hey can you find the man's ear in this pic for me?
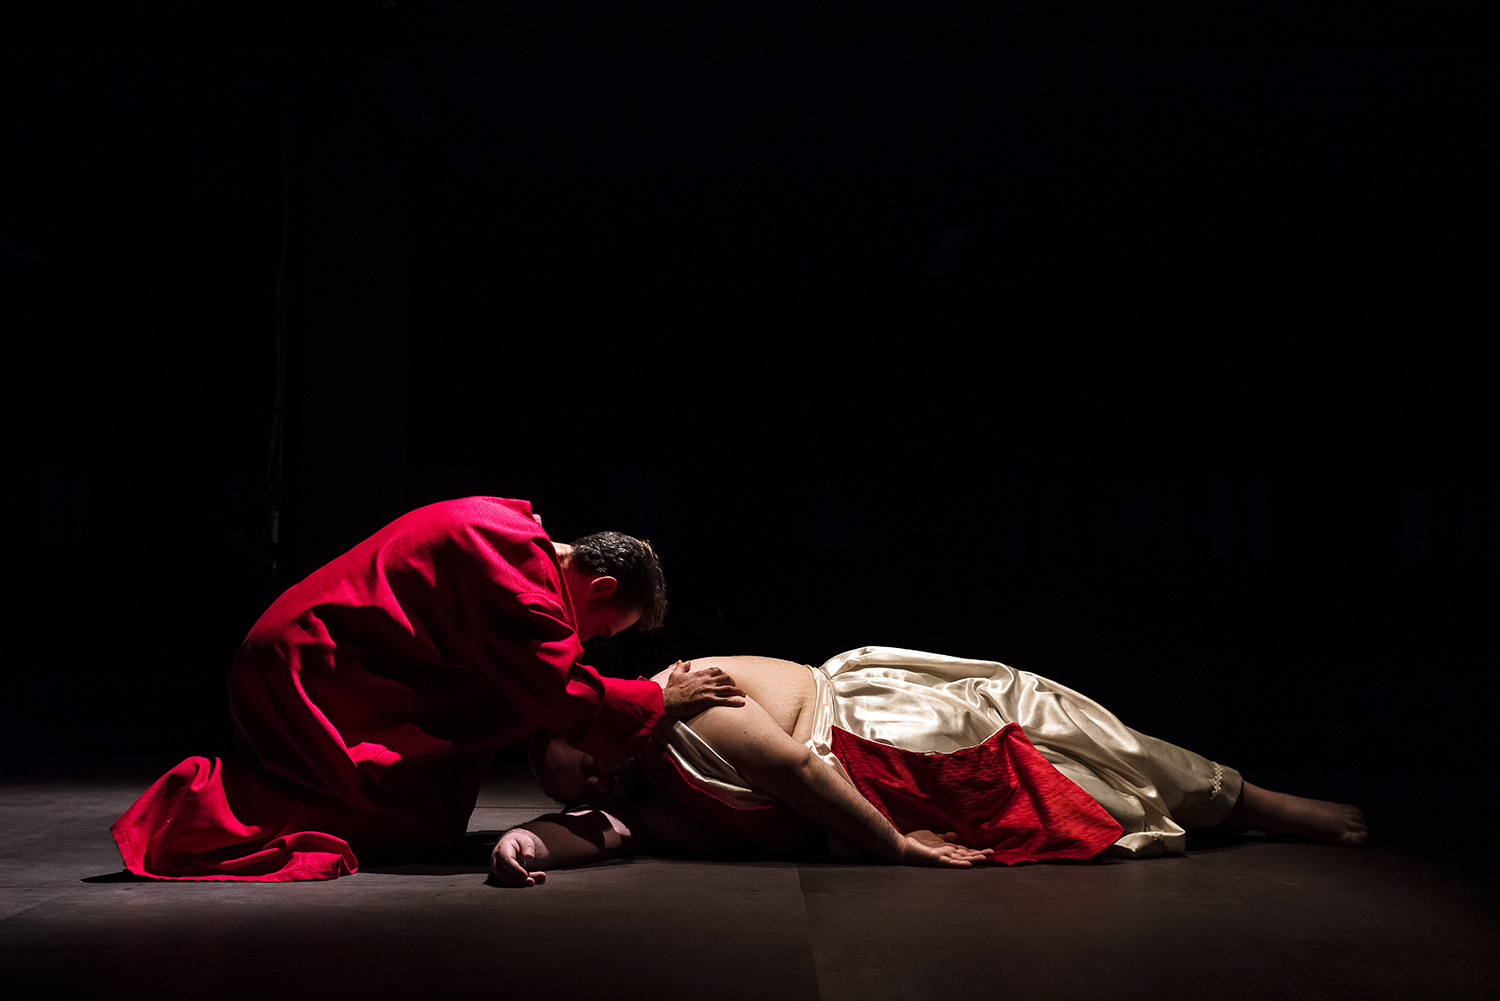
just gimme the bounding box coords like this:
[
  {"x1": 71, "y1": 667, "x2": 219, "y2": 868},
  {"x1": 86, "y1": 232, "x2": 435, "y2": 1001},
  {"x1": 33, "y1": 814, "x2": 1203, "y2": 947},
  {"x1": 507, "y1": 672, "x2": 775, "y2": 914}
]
[{"x1": 586, "y1": 576, "x2": 619, "y2": 599}]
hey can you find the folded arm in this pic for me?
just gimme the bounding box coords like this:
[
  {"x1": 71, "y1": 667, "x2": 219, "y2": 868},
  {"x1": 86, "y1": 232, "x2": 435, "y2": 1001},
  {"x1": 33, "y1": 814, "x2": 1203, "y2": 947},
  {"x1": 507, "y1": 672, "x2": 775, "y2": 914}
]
[{"x1": 685, "y1": 698, "x2": 992, "y2": 868}]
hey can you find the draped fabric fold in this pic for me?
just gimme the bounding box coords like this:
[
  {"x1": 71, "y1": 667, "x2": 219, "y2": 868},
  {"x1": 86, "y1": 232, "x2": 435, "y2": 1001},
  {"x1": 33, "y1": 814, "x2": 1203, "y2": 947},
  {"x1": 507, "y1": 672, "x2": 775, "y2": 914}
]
[
  {"x1": 814, "y1": 646, "x2": 1242, "y2": 857},
  {"x1": 830, "y1": 724, "x2": 1123, "y2": 862},
  {"x1": 648, "y1": 647, "x2": 1241, "y2": 859},
  {"x1": 112, "y1": 758, "x2": 359, "y2": 881}
]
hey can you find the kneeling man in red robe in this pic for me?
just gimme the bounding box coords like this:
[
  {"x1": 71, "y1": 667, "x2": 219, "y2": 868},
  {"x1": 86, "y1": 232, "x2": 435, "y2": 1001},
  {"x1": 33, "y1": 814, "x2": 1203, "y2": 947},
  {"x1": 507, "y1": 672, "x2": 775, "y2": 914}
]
[{"x1": 112, "y1": 496, "x2": 744, "y2": 881}]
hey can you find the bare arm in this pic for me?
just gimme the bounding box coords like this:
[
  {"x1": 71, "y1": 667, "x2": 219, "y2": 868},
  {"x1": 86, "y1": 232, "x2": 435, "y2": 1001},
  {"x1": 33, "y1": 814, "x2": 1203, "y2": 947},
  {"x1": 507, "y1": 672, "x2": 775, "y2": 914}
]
[
  {"x1": 489, "y1": 810, "x2": 633, "y2": 887},
  {"x1": 686, "y1": 698, "x2": 991, "y2": 868}
]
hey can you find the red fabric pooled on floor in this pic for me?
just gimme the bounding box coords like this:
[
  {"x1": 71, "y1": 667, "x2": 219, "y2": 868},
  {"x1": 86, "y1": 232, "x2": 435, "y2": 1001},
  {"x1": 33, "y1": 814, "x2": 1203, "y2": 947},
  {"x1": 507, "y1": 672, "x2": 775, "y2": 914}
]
[
  {"x1": 831, "y1": 723, "x2": 1124, "y2": 863},
  {"x1": 111, "y1": 498, "x2": 666, "y2": 881},
  {"x1": 112, "y1": 757, "x2": 357, "y2": 881}
]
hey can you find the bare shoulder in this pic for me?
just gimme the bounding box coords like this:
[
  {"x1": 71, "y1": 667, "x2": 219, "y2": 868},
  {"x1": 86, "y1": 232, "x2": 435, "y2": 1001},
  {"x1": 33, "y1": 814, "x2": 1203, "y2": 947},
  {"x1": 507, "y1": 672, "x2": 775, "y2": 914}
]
[
  {"x1": 684, "y1": 693, "x2": 813, "y2": 781},
  {"x1": 681, "y1": 656, "x2": 815, "y2": 736},
  {"x1": 685, "y1": 655, "x2": 808, "y2": 678}
]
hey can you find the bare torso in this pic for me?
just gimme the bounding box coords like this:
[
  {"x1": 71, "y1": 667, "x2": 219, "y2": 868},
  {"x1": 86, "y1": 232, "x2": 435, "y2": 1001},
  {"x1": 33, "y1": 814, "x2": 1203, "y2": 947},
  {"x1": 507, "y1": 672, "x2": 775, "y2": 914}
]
[
  {"x1": 677, "y1": 656, "x2": 817, "y2": 743},
  {"x1": 634, "y1": 656, "x2": 823, "y2": 853}
]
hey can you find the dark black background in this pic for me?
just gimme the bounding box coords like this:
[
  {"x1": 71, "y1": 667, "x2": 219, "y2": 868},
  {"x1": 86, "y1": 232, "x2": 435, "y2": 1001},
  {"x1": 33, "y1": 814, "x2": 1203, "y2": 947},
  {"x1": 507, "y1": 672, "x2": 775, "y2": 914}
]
[{"x1": 4, "y1": 3, "x2": 1493, "y2": 852}]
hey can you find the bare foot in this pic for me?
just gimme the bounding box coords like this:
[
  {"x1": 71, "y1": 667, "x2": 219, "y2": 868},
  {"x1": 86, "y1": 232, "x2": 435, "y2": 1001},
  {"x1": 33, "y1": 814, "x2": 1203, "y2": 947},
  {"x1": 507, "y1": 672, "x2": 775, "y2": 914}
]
[{"x1": 1226, "y1": 781, "x2": 1368, "y2": 847}]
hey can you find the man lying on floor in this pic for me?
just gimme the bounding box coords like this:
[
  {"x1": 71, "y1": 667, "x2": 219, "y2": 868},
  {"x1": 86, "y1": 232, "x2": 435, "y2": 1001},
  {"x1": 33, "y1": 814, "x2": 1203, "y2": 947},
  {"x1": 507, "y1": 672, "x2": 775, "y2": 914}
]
[{"x1": 490, "y1": 647, "x2": 1368, "y2": 886}]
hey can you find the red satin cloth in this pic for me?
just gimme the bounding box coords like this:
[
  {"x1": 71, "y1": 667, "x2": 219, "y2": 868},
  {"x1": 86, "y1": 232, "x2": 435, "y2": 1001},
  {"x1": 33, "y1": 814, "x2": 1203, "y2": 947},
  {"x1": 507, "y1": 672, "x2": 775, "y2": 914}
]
[
  {"x1": 831, "y1": 723, "x2": 1124, "y2": 863},
  {"x1": 638, "y1": 722, "x2": 1122, "y2": 863},
  {"x1": 112, "y1": 497, "x2": 665, "y2": 881}
]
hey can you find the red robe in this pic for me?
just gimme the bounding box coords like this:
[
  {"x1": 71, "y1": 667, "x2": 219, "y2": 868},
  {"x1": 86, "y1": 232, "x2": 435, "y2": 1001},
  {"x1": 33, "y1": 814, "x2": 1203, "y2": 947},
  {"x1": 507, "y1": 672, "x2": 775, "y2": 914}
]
[{"x1": 112, "y1": 497, "x2": 665, "y2": 881}]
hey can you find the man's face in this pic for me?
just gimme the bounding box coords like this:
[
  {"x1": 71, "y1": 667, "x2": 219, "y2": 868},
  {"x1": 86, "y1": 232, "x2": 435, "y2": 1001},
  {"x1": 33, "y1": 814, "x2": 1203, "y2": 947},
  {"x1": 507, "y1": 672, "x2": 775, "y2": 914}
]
[
  {"x1": 535, "y1": 736, "x2": 632, "y2": 806},
  {"x1": 574, "y1": 602, "x2": 641, "y2": 643},
  {"x1": 561, "y1": 567, "x2": 642, "y2": 641}
]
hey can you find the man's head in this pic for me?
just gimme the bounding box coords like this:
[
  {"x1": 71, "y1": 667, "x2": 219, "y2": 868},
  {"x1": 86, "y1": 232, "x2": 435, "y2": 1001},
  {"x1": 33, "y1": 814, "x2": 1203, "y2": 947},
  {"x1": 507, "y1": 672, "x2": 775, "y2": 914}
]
[
  {"x1": 527, "y1": 729, "x2": 640, "y2": 807},
  {"x1": 559, "y1": 531, "x2": 667, "y2": 640}
]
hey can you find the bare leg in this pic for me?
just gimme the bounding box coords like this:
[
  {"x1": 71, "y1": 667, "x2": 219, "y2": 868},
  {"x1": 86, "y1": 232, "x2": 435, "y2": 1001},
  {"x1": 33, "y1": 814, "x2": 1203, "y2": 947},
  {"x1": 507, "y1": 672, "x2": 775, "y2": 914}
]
[{"x1": 1223, "y1": 780, "x2": 1368, "y2": 846}]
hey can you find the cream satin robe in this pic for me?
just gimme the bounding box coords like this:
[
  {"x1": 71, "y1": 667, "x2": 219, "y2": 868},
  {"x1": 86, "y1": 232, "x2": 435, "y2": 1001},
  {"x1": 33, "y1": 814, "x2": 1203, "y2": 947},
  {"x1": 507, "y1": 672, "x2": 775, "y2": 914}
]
[{"x1": 657, "y1": 646, "x2": 1242, "y2": 857}]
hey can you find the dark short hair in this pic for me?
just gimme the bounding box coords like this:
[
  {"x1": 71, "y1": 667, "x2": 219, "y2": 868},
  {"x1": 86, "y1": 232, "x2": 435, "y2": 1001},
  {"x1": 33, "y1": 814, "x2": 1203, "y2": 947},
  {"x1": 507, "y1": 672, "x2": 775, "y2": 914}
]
[{"x1": 567, "y1": 531, "x2": 668, "y2": 631}]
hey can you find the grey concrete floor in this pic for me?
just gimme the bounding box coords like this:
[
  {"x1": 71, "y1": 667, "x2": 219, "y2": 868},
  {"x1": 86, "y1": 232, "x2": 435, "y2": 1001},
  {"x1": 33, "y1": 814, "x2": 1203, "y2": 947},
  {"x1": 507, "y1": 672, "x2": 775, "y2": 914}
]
[{"x1": 2, "y1": 759, "x2": 1495, "y2": 1001}]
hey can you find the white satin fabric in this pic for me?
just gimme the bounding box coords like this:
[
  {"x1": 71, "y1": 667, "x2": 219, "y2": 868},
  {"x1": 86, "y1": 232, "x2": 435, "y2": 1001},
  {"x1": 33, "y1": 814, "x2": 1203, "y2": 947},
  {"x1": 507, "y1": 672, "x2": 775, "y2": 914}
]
[{"x1": 656, "y1": 646, "x2": 1242, "y2": 857}]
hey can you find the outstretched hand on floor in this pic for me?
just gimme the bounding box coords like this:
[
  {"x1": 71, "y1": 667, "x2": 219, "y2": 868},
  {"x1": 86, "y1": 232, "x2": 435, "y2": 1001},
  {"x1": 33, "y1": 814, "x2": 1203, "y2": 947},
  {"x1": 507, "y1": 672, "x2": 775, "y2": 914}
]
[
  {"x1": 900, "y1": 830, "x2": 996, "y2": 867},
  {"x1": 490, "y1": 828, "x2": 547, "y2": 887}
]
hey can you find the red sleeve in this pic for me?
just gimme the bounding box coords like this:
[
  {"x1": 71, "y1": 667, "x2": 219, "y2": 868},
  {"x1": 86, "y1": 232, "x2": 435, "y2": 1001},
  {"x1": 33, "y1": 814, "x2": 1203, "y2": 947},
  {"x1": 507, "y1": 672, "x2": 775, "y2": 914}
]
[
  {"x1": 502, "y1": 589, "x2": 664, "y2": 766},
  {"x1": 407, "y1": 498, "x2": 665, "y2": 766}
]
